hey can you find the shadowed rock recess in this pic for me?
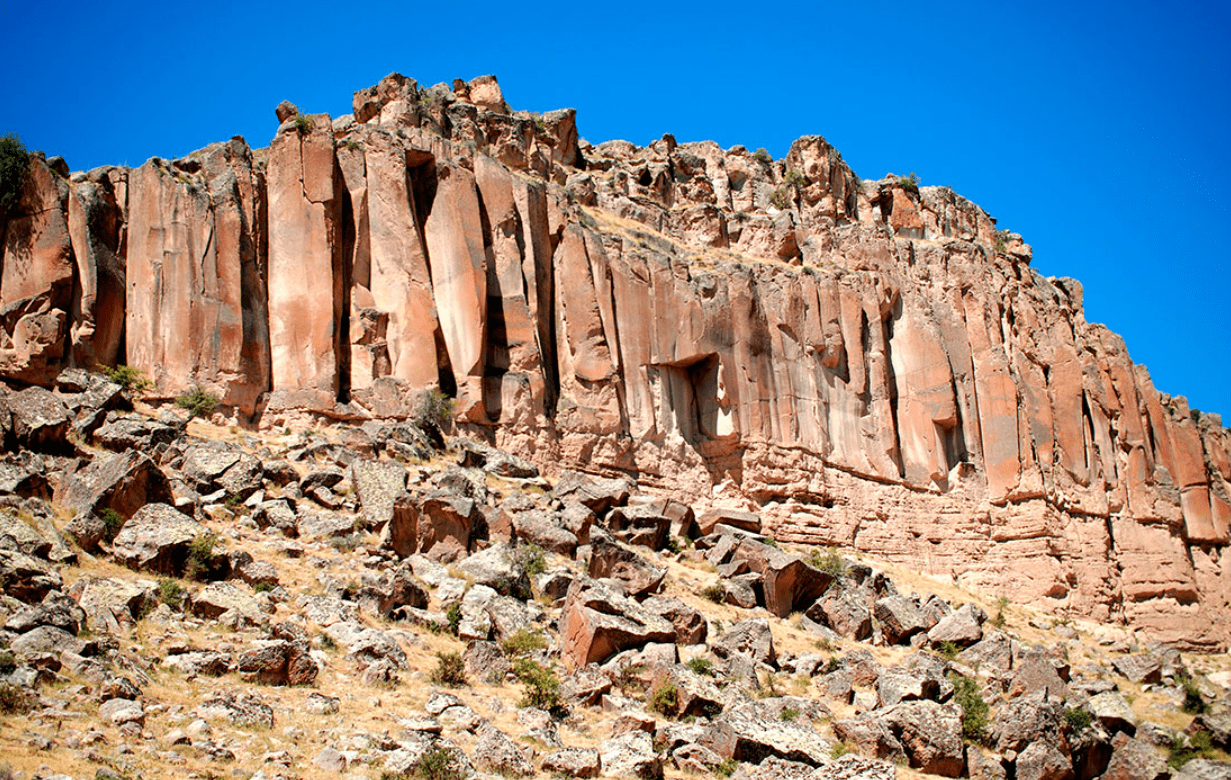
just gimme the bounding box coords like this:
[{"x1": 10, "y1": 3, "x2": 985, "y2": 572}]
[{"x1": 2, "y1": 73, "x2": 1229, "y2": 648}]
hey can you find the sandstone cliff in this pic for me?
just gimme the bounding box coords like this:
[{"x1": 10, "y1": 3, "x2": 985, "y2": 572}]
[{"x1": 1, "y1": 73, "x2": 1227, "y2": 648}]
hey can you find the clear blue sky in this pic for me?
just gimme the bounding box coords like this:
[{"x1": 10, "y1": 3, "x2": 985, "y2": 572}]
[{"x1": 3, "y1": 0, "x2": 1227, "y2": 418}]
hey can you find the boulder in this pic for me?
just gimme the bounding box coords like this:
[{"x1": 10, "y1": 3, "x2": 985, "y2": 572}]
[
  {"x1": 111, "y1": 503, "x2": 207, "y2": 575},
  {"x1": 455, "y1": 542, "x2": 531, "y2": 598},
  {"x1": 711, "y1": 618, "x2": 777, "y2": 667},
  {"x1": 641, "y1": 597, "x2": 707, "y2": 645},
  {"x1": 559, "y1": 578, "x2": 676, "y2": 668},
  {"x1": 701, "y1": 703, "x2": 831, "y2": 765},
  {"x1": 927, "y1": 603, "x2": 986, "y2": 647},
  {"x1": 1015, "y1": 740, "x2": 1075, "y2": 780},
  {"x1": 253, "y1": 499, "x2": 298, "y2": 537},
  {"x1": 379, "y1": 492, "x2": 419, "y2": 557},
  {"x1": 351, "y1": 458, "x2": 407, "y2": 529},
  {"x1": 67, "y1": 576, "x2": 156, "y2": 633},
  {"x1": 730, "y1": 539, "x2": 833, "y2": 618},
  {"x1": 606, "y1": 504, "x2": 672, "y2": 549},
  {"x1": 4, "y1": 590, "x2": 86, "y2": 635},
  {"x1": 556, "y1": 470, "x2": 633, "y2": 515},
  {"x1": 511, "y1": 509, "x2": 578, "y2": 555},
  {"x1": 1087, "y1": 692, "x2": 1137, "y2": 736},
  {"x1": 57, "y1": 450, "x2": 174, "y2": 520},
  {"x1": 805, "y1": 584, "x2": 873, "y2": 640},
  {"x1": 473, "y1": 721, "x2": 534, "y2": 777},
  {"x1": 419, "y1": 490, "x2": 479, "y2": 561},
  {"x1": 878, "y1": 700, "x2": 966, "y2": 777},
  {"x1": 874, "y1": 595, "x2": 929, "y2": 644},
  {"x1": 599, "y1": 731, "x2": 662, "y2": 780},
  {"x1": 1112, "y1": 653, "x2": 1164, "y2": 684},
  {"x1": 6, "y1": 387, "x2": 70, "y2": 451},
  {"x1": 1102, "y1": 734, "x2": 1168, "y2": 780},
  {"x1": 698, "y1": 507, "x2": 762, "y2": 535},
  {"x1": 587, "y1": 529, "x2": 665, "y2": 598},
  {"x1": 191, "y1": 581, "x2": 264, "y2": 625},
  {"x1": 235, "y1": 625, "x2": 318, "y2": 686},
  {"x1": 541, "y1": 748, "x2": 601, "y2": 778},
  {"x1": 93, "y1": 415, "x2": 179, "y2": 452}
]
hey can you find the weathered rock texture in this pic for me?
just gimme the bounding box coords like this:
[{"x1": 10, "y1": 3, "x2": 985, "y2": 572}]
[{"x1": 2, "y1": 73, "x2": 1228, "y2": 647}]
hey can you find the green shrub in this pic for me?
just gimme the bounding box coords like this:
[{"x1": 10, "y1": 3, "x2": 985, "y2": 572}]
[
  {"x1": 769, "y1": 187, "x2": 792, "y2": 209},
  {"x1": 429, "y1": 651, "x2": 468, "y2": 687},
  {"x1": 700, "y1": 583, "x2": 726, "y2": 603},
  {"x1": 780, "y1": 706, "x2": 800, "y2": 722},
  {"x1": 752, "y1": 148, "x2": 772, "y2": 163},
  {"x1": 763, "y1": 536, "x2": 780, "y2": 549},
  {"x1": 783, "y1": 168, "x2": 806, "y2": 187},
  {"x1": 1179, "y1": 674, "x2": 1210, "y2": 714},
  {"x1": 0, "y1": 682, "x2": 33, "y2": 714},
  {"x1": 1064, "y1": 707, "x2": 1093, "y2": 734},
  {"x1": 253, "y1": 582, "x2": 273, "y2": 594},
  {"x1": 445, "y1": 603, "x2": 462, "y2": 637},
  {"x1": 897, "y1": 172, "x2": 920, "y2": 192},
  {"x1": 516, "y1": 542, "x2": 547, "y2": 578},
  {"x1": 936, "y1": 641, "x2": 961, "y2": 661},
  {"x1": 185, "y1": 532, "x2": 225, "y2": 582},
  {"x1": 100, "y1": 365, "x2": 152, "y2": 396},
  {"x1": 614, "y1": 663, "x2": 648, "y2": 696},
  {"x1": 0, "y1": 651, "x2": 14, "y2": 674},
  {"x1": 414, "y1": 389, "x2": 455, "y2": 433},
  {"x1": 330, "y1": 534, "x2": 364, "y2": 553},
  {"x1": 648, "y1": 680, "x2": 678, "y2": 717},
  {"x1": 386, "y1": 744, "x2": 466, "y2": 780},
  {"x1": 714, "y1": 757, "x2": 739, "y2": 777},
  {"x1": 685, "y1": 657, "x2": 713, "y2": 676},
  {"x1": 294, "y1": 114, "x2": 313, "y2": 135},
  {"x1": 175, "y1": 386, "x2": 220, "y2": 418},
  {"x1": 157, "y1": 578, "x2": 184, "y2": 609},
  {"x1": 513, "y1": 658, "x2": 562, "y2": 710},
  {"x1": 100, "y1": 507, "x2": 125, "y2": 541},
  {"x1": 500, "y1": 629, "x2": 547, "y2": 658},
  {"x1": 992, "y1": 596, "x2": 1009, "y2": 628},
  {"x1": 809, "y1": 547, "x2": 847, "y2": 582},
  {"x1": 950, "y1": 673, "x2": 990, "y2": 744},
  {"x1": 994, "y1": 230, "x2": 1010, "y2": 255},
  {"x1": 1168, "y1": 730, "x2": 1215, "y2": 769},
  {"x1": 830, "y1": 742, "x2": 852, "y2": 758},
  {"x1": 0, "y1": 134, "x2": 29, "y2": 215}
]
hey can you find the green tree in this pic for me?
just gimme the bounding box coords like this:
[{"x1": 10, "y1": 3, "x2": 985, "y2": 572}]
[{"x1": 0, "y1": 134, "x2": 30, "y2": 216}]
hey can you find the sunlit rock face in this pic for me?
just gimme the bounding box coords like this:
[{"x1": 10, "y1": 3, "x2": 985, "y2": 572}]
[{"x1": 2, "y1": 72, "x2": 1227, "y2": 648}]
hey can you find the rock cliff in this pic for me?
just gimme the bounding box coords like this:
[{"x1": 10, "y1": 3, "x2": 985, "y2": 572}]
[{"x1": 1, "y1": 73, "x2": 1227, "y2": 648}]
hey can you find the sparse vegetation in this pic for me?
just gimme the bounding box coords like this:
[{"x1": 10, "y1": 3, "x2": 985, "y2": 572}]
[
  {"x1": 715, "y1": 757, "x2": 739, "y2": 777},
  {"x1": 780, "y1": 706, "x2": 800, "y2": 722},
  {"x1": 516, "y1": 542, "x2": 547, "y2": 578},
  {"x1": 294, "y1": 114, "x2": 313, "y2": 135},
  {"x1": 1168, "y1": 730, "x2": 1215, "y2": 770},
  {"x1": 0, "y1": 133, "x2": 30, "y2": 216},
  {"x1": 994, "y1": 229, "x2": 1010, "y2": 254},
  {"x1": 1064, "y1": 707, "x2": 1093, "y2": 735},
  {"x1": 513, "y1": 658, "x2": 562, "y2": 710},
  {"x1": 445, "y1": 603, "x2": 463, "y2": 637},
  {"x1": 700, "y1": 583, "x2": 726, "y2": 603},
  {"x1": 809, "y1": 547, "x2": 847, "y2": 582},
  {"x1": 175, "y1": 386, "x2": 220, "y2": 418},
  {"x1": 157, "y1": 578, "x2": 184, "y2": 609},
  {"x1": 0, "y1": 682, "x2": 34, "y2": 714},
  {"x1": 993, "y1": 596, "x2": 1009, "y2": 628},
  {"x1": 385, "y1": 744, "x2": 466, "y2": 780},
  {"x1": 897, "y1": 172, "x2": 920, "y2": 192},
  {"x1": 429, "y1": 651, "x2": 468, "y2": 687},
  {"x1": 950, "y1": 672, "x2": 990, "y2": 744},
  {"x1": 752, "y1": 148, "x2": 772, "y2": 163},
  {"x1": 936, "y1": 641, "x2": 961, "y2": 661},
  {"x1": 830, "y1": 742, "x2": 852, "y2": 759},
  {"x1": 100, "y1": 364, "x2": 152, "y2": 396},
  {"x1": 686, "y1": 657, "x2": 714, "y2": 676},
  {"x1": 1179, "y1": 673, "x2": 1210, "y2": 714},
  {"x1": 185, "y1": 532, "x2": 225, "y2": 582},
  {"x1": 100, "y1": 507, "x2": 125, "y2": 541},
  {"x1": 648, "y1": 680, "x2": 679, "y2": 717},
  {"x1": 500, "y1": 629, "x2": 547, "y2": 658},
  {"x1": 414, "y1": 389, "x2": 456, "y2": 434},
  {"x1": 0, "y1": 651, "x2": 14, "y2": 674}
]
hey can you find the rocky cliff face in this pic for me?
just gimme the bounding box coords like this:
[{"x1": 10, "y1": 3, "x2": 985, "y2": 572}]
[{"x1": 2, "y1": 73, "x2": 1227, "y2": 648}]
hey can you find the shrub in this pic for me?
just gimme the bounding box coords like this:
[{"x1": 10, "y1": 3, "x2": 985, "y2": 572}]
[
  {"x1": 752, "y1": 148, "x2": 772, "y2": 163},
  {"x1": 330, "y1": 534, "x2": 364, "y2": 553},
  {"x1": 1179, "y1": 674, "x2": 1210, "y2": 714},
  {"x1": 783, "y1": 168, "x2": 806, "y2": 187},
  {"x1": 516, "y1": 542, "x2": 547, "y2": 578},
  {"x1": 992, "y1": 596, "x2": 1009, "y2": 628},
  {"x1": 500, "y1": 629, "x2": 547, "y2": 658},
  {"x1": 763, "y1": 536, "x2": 780, "y2": 549},
  {"x1": 253, "y1": 582, "x2": 272, "y2": 594},
  {"x1": 1168, "y1": 730, "x2": 1215, "y2": 770},
  {"x1": 185, "y1": 532, "x2": 225, "y2": 582},
  {"x1": 714, "y1": 757, "x2": 739, "y2": 777},
  {"x1": 936, "y1": 641, "x2": 961, "y2": 661},
  {"x1": 830, "y1": 742, "x2": 851, "y2": 759},
  {"x1": 175, "y1": 386, "x2": 220, "y2": 418},
  {"x1": 0, "y1": 134, "x2": 29, "y2": 215},
  {"x1": 614, "y1": 663, "x2": 648, "y2": 696},
  {"x1": 402, "y1": 744, "x2": 466, "y2": 780},
  {"x1": 950, "y1": 673, "x2": 990, "y2": 744},
  {"x1": 700, "y1": 583, "x2": 726, "y2": 603},
  {"x1": 685, "y1": 657, "x2": 713, "y2": 676},
  {"x1": 444, "y1": 603, "x2": 463, "y2": 636},
  {"x1": 414, "y1": 389, "x2": 456, "y2": 433},
  {"x1": 429, "y1": 651, "x2": 468, "y2": 687},
  {"x1": 780, "y1": 706, "x2": 800, "y2": 722},
  {"x1": 648, "y1": 680, "x2": 679, "y2": 717},
  {"x1": 100, "y1": 365, "x2": 152, "y2": 396},
  {"x1": 1064, "y1": 707, "x2": 1093, "y2": 734},
  {"x1": 897, "y1": 172, "x2": 920, "y2": 192},
  {"x1": 994, "y1": 230, "x2": 1010, "y2": 255},
  {"x1": 0, "y1": 682, "x2": 34, "y2": 714},
  {"x1": 100, "y1": 507, "x2": 125, "y2": 541},
  {"x1": 513, "y1": 658, "x2": 562, "y2": 710},
  {"x1": 157, "y1": 578, "x2": 184, "y2": 609},
  {"x1": 809, "y1": 547, "x2": 847, "y2": 582},
  {"x1": 0, "y1": 651, "x2": 14, "y2": 674},
  {"x1": 769, "y1": 187, "x2": 792, "y2": 210},
  {"x1": 294, "y1": 114, "x2": 313, "y2": 135}
]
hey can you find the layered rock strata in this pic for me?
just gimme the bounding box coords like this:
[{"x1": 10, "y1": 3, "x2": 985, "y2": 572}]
[{"x1": 1, "y1": 72, "x2": 1228, "y2": 647}]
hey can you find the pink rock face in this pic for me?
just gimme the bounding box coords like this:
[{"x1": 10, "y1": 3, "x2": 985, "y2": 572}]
[
  {"x1": 18, "y1": 73, "x2": 1231, "y2": 648},
  {"x1": 267, "y1": 114, "x2": 342, "y2": 408},
  {"x1": 125, "y1": 141, "x2": 269, "y2": 414}
]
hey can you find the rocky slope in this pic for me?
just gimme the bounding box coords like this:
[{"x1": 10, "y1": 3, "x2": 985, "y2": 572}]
[
  {"x1": 0, "y1": 393, "x2": 1228, "y2": 780},
  {"x1": 0, "y1": 73, "x2": 1228, "y2": 647}
]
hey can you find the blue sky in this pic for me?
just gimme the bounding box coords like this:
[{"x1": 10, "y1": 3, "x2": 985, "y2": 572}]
[{"x1": 3, "y1": 0, "x2": 1228, "y2": 417}]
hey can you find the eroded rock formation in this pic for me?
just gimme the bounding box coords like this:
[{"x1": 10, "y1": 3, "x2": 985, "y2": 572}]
[{"x1": 1, "y1": 72, "x2": 1227, "y2": 647}]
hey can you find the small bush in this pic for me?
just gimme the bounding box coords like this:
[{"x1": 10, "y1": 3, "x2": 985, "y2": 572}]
[
  {"x1": 897, "y1": 172, "x2": 920, "y2": 192},
  {"x1": 185, "y1": 532, "x2": 225, "y2": 582},
  {"x1": 822, "y1": 657, "x2": 842, "y2": 675},
  {"x1": 809, "y1": 547, "x2": 847, "y2": 582},
  {"x1": 685, "y1": 657, "x2": 713, "y2": 676},
  {"x1": 769, "y1": 187, "x2": 792, "y2": 210},
  {"x1": 648, "y1": 680, "x2": 679, "y2": 717},
  {"x1": 404, "y1": 744, "x2": 466, "y2": 780},
  {"x1": 330, "y1": 534, "x2": 363, "y2": 553},
  {"x1": 994, "y1": 230, "x2": 1010, "y2": 255},
  {"x1": 783, "y1": 168, "x2": 806, "y2": 187},
  {"x1": 1168, "y1": 730, "x2": 1215, "y2": 770},
  {"x1": 700, "y1": 583, "x2": 726, "y2": 603},
  {"x1": 414, "y1": 389, "x2": 456, "y2": 433},
  {"x1": 294, "y1": 114, "x2": 313, "y2": 135},
  {"x1": 500, "y1": 629, "x2": 547, "y2": 658},
  {"x1": 780, "y1": 706, "x2": 800, "y2": 722},
  {"x1": 429, "y1": 651, "x2": 468, "y2": 687},
  {"x1": 0, "y1": 650, "x2": 14, "y2": 674},
  {"x1": 614, "y1": 663, "x2": 648, "y2": 696},
  {"x1": 100, "y1": 507, "x2": 125, "y2": 541},
  {"x1": 714, "y1": 757, "x2": 739, "y2": 777},
  {"x1": 1064, "y1": 707, "x2": 1093, "y2": 734},
  {"x1": 936, "y1": 641, "x2": 961, "y2": 661},
  {"x1": 445, "y1": 603, "x2": 463, "y2": 637},
  {"x1": 516, "y1": 542, "x2": 547, "y2": 578},
  {"x1": 752, "y1": 148, "x2": 772, "y2": 163},
  {"x1": 0, "y1": 134, "x2": 29, "y2": 215},
  {"x1": 100, "y1": 364, "x2": 152, "y2": 396},
  {"x1": 992, "y1": 596, "x2": 1009, "y2": 628},
  {"x1": 830, "y1": 742, "x2": 852, "y2": 759},
  {"x1": 253, "y1": 582, "x2": 273, "y2": 594},
  {"x1": 1179, "y1": 674, "x2": 1210, "y2": 714},
  {"x1": 951, "y1": 673, "x2": 990, "y2": 744},
  {"x1": 763, "y1": 536, "x2": 780, "y2": 549},
  {"x1": 0, "y1": 682, "x2": 34, "y2": 714},
  {"x1": 513, "y1": 658, "x2": 562, "y2": 710},
  {"x1": 157, "y1": 578, "x2": 184, "y2": 609},
  {"x1": 175, "y1": 386, "x2": 220, "y2": 418}
]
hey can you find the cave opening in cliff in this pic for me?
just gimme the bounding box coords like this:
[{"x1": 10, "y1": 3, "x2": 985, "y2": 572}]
[{"x1": 654, "y1": 353, "x2": 722, "y2": 446}]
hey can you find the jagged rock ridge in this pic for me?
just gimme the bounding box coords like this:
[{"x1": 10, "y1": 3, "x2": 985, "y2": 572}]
[{"x1": 1, "y1": 72, "x2": 1227, "y2": 648}]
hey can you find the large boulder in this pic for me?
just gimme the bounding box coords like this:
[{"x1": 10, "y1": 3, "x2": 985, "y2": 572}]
[
  {"x1": 874, "y1": 595, "x2": 929, "y2": 645},
  {"x1": 57, "y1": 450, "x2": 174, "y2": 520},
  {"x1": 730, "y1": 539, "x2": 834, "y2": 618},
  {"x1": 235, "y1": 624, "x2": 318, "y2": 685},
  {"x1": 5, "y1": 387, "x2": 70, "y2": 451},
  {"x1": 555, "y1": 470, "x2": 633, "y2": 515},
  {"x1": 712, "y1": 618, "x2": 777, "y2": 667},
  {"x1": 587, "y1": 529, "x2": 665, "y2": 598},
  {"x1": 511, "y1": 509, "x2": 578, "y2": 555},
  {"x1": 599, "y1": 731, "x2": 662, "y2": 780},
  {"x1": 700, "y1": 702, "x2": 831, "y2": 765},
  {"x1": 351, "y1": 458, "x2": 407, "y2": 530},
  {"x1": 606, "y1": 503, "x2": 672, "y2": 549},
  {"x1": 111, "y1": 503, "x2": 207, "y2": 575},
  {"x1": 418, "y1": 489, "x2": 480, "y2": 561},
  {"x1": 559, "y1": 578, "x2": 676, "y2": 668},
  {"x1": 878, "y1": 701, "x2": 966, "y2": 777},
  {"x1": 67, "y1": 576, "x2": 156, "y2": 633},
  {"x1": 0, "y1": 548, "x2": 60, "y2": 604},
  {"x1": 641, "y1": 596, "x2": 707, "y2": 645}
]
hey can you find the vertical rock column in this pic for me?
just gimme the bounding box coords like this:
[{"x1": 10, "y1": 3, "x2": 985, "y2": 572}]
[{"x1": 267, "y1": 115, "x2": 343, "y2": 409}]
